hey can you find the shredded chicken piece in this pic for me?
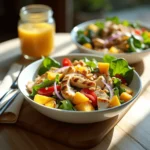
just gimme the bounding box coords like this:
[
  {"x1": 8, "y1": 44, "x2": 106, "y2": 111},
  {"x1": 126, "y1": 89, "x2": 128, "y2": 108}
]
[{"x1": 26, "y1": 81, "x2": 35, "y2": 93}]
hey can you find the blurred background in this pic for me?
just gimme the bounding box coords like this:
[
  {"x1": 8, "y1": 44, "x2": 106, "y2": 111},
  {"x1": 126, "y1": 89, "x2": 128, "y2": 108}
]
[{"x1": 0, "y1": 0, "x2": 150, "y2": 42}]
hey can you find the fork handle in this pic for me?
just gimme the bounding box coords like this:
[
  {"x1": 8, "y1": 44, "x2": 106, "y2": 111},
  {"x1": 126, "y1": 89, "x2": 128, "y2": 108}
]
[
  {"x1": 0, "y1": 90, "x2": 19, "y2": 115},
  {"x1": 0, "y1": 89, "x2": 14, "y2": 102}
]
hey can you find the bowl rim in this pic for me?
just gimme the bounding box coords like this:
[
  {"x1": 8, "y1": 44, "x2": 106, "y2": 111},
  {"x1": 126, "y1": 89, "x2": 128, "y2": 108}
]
[
  {"x1": 18, "y1": 53, "x2": 142, "y2": 114},
  {"x1": 70, "y1": 19, "x2": 150, "y2": 55}
]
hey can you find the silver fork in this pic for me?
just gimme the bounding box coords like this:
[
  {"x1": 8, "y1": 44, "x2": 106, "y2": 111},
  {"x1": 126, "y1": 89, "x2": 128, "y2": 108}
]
[{"x1": 0, "y1": 65, "x2": 24, "y2": 115}]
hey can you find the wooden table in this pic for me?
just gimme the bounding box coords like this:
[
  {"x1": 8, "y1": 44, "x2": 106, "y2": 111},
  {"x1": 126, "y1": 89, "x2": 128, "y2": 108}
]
[{"x1": 0, "y1": 33, "x2": 150, "y2": 150}]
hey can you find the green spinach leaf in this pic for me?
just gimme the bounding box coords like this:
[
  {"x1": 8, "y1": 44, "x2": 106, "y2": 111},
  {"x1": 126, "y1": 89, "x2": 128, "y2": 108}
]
[
  {"x1": 58, "y1": 100, "x2": 75, "y2": 110},
  {"x1": 110, "y1": 59, "x2": 133, "y2": 85},
  {"x1": 38, "y1": 57, "x2": 61, "y2": 75},
  {"x1": 103, "y1": 54, "x2": 116, "y2": 63}
]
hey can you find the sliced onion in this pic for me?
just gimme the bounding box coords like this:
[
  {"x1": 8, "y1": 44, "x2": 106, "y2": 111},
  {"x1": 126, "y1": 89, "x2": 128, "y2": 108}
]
[
  {"x1": 102, "y1": 79, "x2": 113, "y2": 100},
  {"x1": 54, "y1": 82, "x2": 63, "y2": 100},
  {"x1": 55, "y1": 66, "x2": 69, "y2": 73},
  {"x1": 108, "y1": 33, "x2": 123, "y2": 42}
]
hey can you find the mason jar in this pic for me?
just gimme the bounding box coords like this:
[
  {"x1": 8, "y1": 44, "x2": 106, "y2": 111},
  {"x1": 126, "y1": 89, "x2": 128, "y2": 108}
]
[{"x1": 18, "y1": 4, "x2": 55, "y2": 59}]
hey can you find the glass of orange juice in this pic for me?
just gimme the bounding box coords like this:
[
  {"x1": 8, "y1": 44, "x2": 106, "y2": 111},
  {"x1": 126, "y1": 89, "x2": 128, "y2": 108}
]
[{"x1": 18, "y1": 4, "x2": 55, "y2": 59}]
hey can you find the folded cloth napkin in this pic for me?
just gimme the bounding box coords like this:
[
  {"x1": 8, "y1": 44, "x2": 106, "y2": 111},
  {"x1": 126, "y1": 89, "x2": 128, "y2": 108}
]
[{"x1": 0, "y1": 64, "x2": 24, "y2": 123}]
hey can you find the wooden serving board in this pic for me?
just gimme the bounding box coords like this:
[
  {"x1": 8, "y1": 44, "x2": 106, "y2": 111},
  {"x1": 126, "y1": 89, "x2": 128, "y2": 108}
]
[{"x1": 15, "y1": 54, "x2": 150, "y2": 149}]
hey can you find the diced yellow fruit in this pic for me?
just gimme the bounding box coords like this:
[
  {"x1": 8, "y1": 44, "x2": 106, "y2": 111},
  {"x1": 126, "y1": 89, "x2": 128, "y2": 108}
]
[
  {"x1": 120, "y1": 92, "x2": 133, "y2": 102},
  {"x1": 98, "y1": 62, "x2": 110, "y2": 74},
  {"x1": 87, "y1": 24, "x2": 99, "y2": 32},
  {"x1": 34, "y1": 94, "x2": 56, "y2": 105},
  {"x1": 109, "y1": 46, "x2": 120, "y2": 53},
  {"x1": 82, "y1": 43, "x2": 92, "y2": 49},
  {"x1": 109, "y1": 95, "x2": 121, "y2": 108},
  {"x1": 45, "y1": 100, "x2": 56, "y2": 108},
  {"x1": 75, "y1": 66, "x2": 88, "y2": 74},
  {"x1": 75, "y1": 102, "x2": 94, "y2": 111},
  {"x1": 47, "y1": 72, "x2": 63, "y2": 80},
  {"x1": 72, "y1": 92, "x2": 89, "y2": 105},
  {"x1": 120, "y1": 84, "x2": 133, "y2": 95}
]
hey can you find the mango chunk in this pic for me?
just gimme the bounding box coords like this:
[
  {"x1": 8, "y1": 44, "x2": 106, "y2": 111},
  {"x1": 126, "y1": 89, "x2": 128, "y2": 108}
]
[
  {"x1": 47, "y1": 72, "x2": 63, "y2": 80},
  {"x1": 120, "y1": 84, "x2": 133, "y2": 95},
  {"x1": 98, "y1": 62, "x2": 110, "y2": 74},
  {"x1": 34, "y1": 94, "x2": 55, "y2": 105},
  {"x1": 120, "y1": 92, "x2": 133, "y2": 102},
  {"x1": 45, "y1": 100, "x2": 56, "y2": 108},
  {"x1": 109, "y1": 95, "x2": 121, "y2": 108},
  {"x1": 109, "y1": 46, "x2": 120, "y2": 53},
  {"x1": 82, "y1": 43, "x2": 92, "y2": 49},
  {"x1": 75, "y1": 102, "x2": 94, "y2": 111},
  {"x1": 87, "y1": 24, "x2": 99, "y2": 32},
  {"x1": 72, "y1": 92, "x2": 89, "y2": 105}
]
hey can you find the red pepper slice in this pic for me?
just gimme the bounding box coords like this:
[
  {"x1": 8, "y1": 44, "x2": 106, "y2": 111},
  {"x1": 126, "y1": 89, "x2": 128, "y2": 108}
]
[
  {"x1": 38, "y1": 85, "x2": 61, "y2": 96},
  {"x1": 115, "y1": 74, "x2": 126, "y2": 84},
  {"x1": 62, "y1": 58, "x2": 72, "y2": 66},
  {"x1": 81, "y1": 89, "x2": 97, "y2": 107},
  {"x1": 134, "y1": 29, "x2": 141, "y2": 35}
]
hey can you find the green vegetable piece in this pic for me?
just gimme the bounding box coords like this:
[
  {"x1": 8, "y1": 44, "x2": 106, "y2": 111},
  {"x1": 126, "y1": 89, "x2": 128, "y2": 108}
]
[
  {"x1": 106, "y1": 16, "x2": 120, "y2": 24},
  {"x1": 83, "y1": 57, "x2": 98, "y2": 72},
  {"x1": 128, "y1": 35, "x2": 145, "y2": 52},
  {"x1": 103, "y1": 54, "x2": 116, "y2": 63},
  {"x1": 130, "y1": 22, "x2": 139, "y2": 28},
  {"x1": 114, "y1": 87, "x2": 119, "y2": 97},
  {"x1": 142, "y1": 31, "x2": 150, "y2": 45},
  {"x1": 77, "y1": 34, "x2": 91, "y2": 44},
  {"x1": 77, "y1": 30, "x2": 84, "y2": 36},
  {"x1": 30, "y1": 79, "x2": 55, "y2": 97},
  {"x1": 95, "y1": 21, "x2": 104, "y2": 29},
  {"x1": 110, "y1": 58, "x2": 133, "y2": 85},
  {"x1": 113, "y1": 77, "x2": 121, "y2": 87},
  {"x1": 38, "y1": 57, "x2": 61, "y2": 75},
  {"x1": 55, "y1": 74, "x2": 60, "y2": 84},
  {"x1": 87, "y1": 29, "x2": 95, "y2": 38},
  {"x1": 120, "y1": 99, "x2": 125, "y2": 104},
  {"x1": 122, "y1": 20, "x2": 130, "y2": 26},
  {"x1": 59, "y1": 100, "x2": 75, "y2": 110}
]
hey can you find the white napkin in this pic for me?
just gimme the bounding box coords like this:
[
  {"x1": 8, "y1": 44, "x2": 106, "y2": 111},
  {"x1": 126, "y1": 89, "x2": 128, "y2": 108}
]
[{"x1": 0, "y1": 64, "x2": 24, "y2": 123}]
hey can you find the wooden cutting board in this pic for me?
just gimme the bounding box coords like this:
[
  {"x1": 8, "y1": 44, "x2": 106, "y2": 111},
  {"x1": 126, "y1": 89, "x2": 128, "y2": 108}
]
[
  {"x1": 16, "y1": 55, "x2": 149, "y2": 149},
  {"x1": 16, "y1": 98, "x2": 134, "y2": 149}
]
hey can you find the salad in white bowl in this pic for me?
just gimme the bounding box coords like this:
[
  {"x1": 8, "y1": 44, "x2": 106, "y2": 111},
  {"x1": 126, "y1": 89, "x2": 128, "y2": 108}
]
[{"x1": 18, "y1": 54, "x2": 141, "y2": 123}]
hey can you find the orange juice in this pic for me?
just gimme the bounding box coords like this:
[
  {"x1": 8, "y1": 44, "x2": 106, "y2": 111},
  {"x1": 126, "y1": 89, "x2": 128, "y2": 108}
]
[{"x1": 18, "y1": 23, "x2": 55, "y2": 58}]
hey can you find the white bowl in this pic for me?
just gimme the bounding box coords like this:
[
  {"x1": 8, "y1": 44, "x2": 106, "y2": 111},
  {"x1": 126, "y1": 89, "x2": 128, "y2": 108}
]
[
  {"x1": 71, "y1": 19, "x2": 150, "y2": 64},
  {"x1": 18, "y1": 53, "x2": 142, "y2": 123}
]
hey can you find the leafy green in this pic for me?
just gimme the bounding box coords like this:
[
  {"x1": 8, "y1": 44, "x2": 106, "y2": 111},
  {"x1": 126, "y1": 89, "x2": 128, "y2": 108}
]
[
  {"x1": 95, "y1": 21, "x2": 104, "y2": 29},
  {"x1": 38, "y1": 57, "x2": 61, "y2": 75},
  {"x1": 86, "y1": 29, "x2": 95, "y2": 38},
  {"x1": 128, "y1": 35, "x2": 145, "y2": 52},
  {"x1": 30, "y1": 79, "x2": 55, "y2": 97},
  {"x1": 58, "y1": 100, "x2": 75, "y2": 110},
  {"x1": 77, "y1": 30, "x2": 84, "y2": 36},
  {"x1": 121, "y1": 20, "x2": 130, "y2": 26},
  {"x1": 83, "y1": 57, "x2": 98, "y2": 72},
  {"x1": 55, "y1": 74, "x2": 60, "y2": 84},
  {"x1": 114, "y1": 87, "x2": 119, "y2": 97},
  {"x1": 142, "y1": 31, "x2": 150, "y2": 45},
  {"x1": 103, "y1": 54, "x2": 116, "y2": 63},
  {"x1": 113, "y1": 77, "x2": 121, "y2": 87},
  {"x1": 129, "y1": 22, "x2": 139, "y2": 28},
  {"x1": 77, "y1": 34, "x2": 91, "y2": 44},
  {"x1": 106, "y1": 16, "x2": 120, "y2": 24},
  {"x1": 110, "y1": 59, "x2": 133, "y2": 85}
]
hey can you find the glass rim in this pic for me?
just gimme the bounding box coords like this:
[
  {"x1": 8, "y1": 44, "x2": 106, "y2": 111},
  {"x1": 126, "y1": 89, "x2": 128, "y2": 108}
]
[{"x1": 20, "y1": 4, "x2": 53, "y2": 21}]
